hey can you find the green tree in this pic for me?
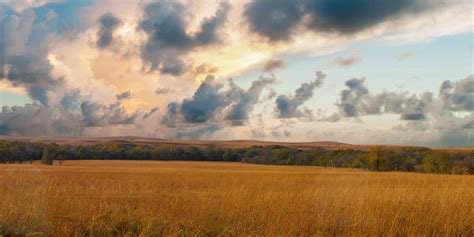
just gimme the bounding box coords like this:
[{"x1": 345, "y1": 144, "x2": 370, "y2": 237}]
[
  {"x1": 422, "y1": 152, "x2": 453, "y2": 173},
  {"x1": 41, "y1": 147, "x2": 54, "y2": 165}
]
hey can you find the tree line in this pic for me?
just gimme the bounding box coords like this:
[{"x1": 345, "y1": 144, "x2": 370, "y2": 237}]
[{"x1": 1, "y1": 141, "x2": 473, "y2": 174}]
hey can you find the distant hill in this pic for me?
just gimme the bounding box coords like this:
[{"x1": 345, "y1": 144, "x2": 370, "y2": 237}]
[{"x1": 2, "y1": 136, "x2": 471, "y2": 152}]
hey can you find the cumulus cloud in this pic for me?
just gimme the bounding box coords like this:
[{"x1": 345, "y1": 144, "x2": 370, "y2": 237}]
[
  {"x1": 0, "y1": 7, "x2": 63, "y2": 105},
  {"x1": 335, "y1": 77, "x2": 433, "y2": 120},
  {"x1": 439, "y1": 75, "x2": 474, "y2": 111},
  {"x1": 0, "y1": 104, "x2": 83, "y2": 136},
  {"x1": 225, "y1": 75, "x2": 276, "y2": 125},
  {"x1": 139, "y1": 1, "x2": 230, "y2": 75},
  {"x1": 325, "y1": 75, "x2": 473, "y2": 147},
  {"x1": 80, "y1": 101, "x2": 137, "y2": 127},
  {"x1": 244, "y1": 0, "x2": 442, "y2": 41},
  {"x1": 162, "y1": 73, "x2": 274, "y2": 127},
  {"x1": 160, "y1": 71, "x2": 275, "y2": 138},
  {"x1": 96, "y1": 13, "x2": 122, "y2": 49},
  {"x1": 275, "y1": 71, "x2": 326, "y2": 118},
  {"x1": 180, "y1": 75, "x2": 227, "y2": 123},
  {"x1": 161, "y1": 102, "x2": 180, "y2": 128},
  {"x1": 0, "y1": 99, "x2": 139, "y2": 136}
]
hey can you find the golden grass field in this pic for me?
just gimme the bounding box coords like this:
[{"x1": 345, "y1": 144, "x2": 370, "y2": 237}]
[{"x1": 1, "y1": 160, "x2": 473, "y2": 236}]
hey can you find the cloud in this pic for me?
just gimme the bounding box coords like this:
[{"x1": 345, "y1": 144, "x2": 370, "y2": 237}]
[
  {"x1": 244, "y1": 0, "x2": 441, "y2": 41},
  {"x1": 0, "y1": 88, "x2": 144, "y2": 136},
  {"x1": 275, "y1": 71, "x2": 325, "y2": 118},
  {"x1": 225, "y1": 75, "x2": 276, "y2": 125},
  {"x1": 164, "y1": 73, "x2": 274, "y2": 126},
  {"x1": 116, "y1": 90, "x2": 131, "y2": 100},
  {"x1": 193, "y1": 63, "x2": 218, "y2": 75},
  {"x1": 96, "y1": 13, "x2": 122, "y2": 49},
  {"x1": 139, "y1": 1, "x2": 230, "y2": 75},
  {"x1": 326, "y1": 74, "x2": 473, "y2": 147},
  {"x1": 0, "y1": 104, "x2": 83, "y2": 136},
  {"x1": 394, "y1": 121, "x2": 431, "y2": 132},
  {"x1": 177, "y1": 123, "x2": 221, "y2": 139},
  {"x1": 155, "y1": 88, "x2": 176, "y2": 95},
  {"x1": 263, "y1": 58, "x2": 286, "y2": 72},
  {"x1": 81, "y1": 101, "x2": 138, "y2": 127},
  {"x1": 331, "y1": 55, "x2": 361, "y2": 67},
  {"x1": 160, "y1": 71, "x2": 275, "y2": 139},
  {"x1": 161, "y1": 102, "x2": 180, "y2": 128},
  {"x1": 439, "y1": 75, "x2": 474, "y2": 111},
  {"x1": 0, "y1": 7, "x2": 63, "y2": 105},
  {"x1": 335, "y1": 77, "x2": 433, "y2": 120},
  {"x1": 180, "y1": 75, "x2": 227, "y2": 123},
  {"x1": 0, "y1": 101, "x2": 138, "y2": 136},
  {"x1": 143, "y1": 107, "x2": 159, "y2": 120},
  {"x1": 3, "y1": 0, "x2": 63, "y2": 12},
  {"x1": 244, "y1": 0, "x2": 303, "y2": 41}
]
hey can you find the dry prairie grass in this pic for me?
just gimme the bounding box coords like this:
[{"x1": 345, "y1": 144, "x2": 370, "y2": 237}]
[{"x1": 0, "y1": 160, "x2": 473, "y2": 236}]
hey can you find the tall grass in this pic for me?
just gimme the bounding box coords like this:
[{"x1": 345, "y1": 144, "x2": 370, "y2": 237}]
[{"x1": 0, "y1": 160, "x2": 473, "y2": 236}]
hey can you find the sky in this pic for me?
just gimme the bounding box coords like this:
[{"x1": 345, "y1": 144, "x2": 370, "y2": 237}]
[{"x1": 0, "y1": 0, "x2": 473, "y2": 147}]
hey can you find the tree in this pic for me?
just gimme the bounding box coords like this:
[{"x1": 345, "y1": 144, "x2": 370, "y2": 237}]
[
  {"x1": 368, "y1": 146, "x2": 383, "y2": 171},
  {"x1": 41, "y1": 147, "x2": 54, "y2": 165},
  {"x1": 57, "y1": 155, "x2": 65, "y2": 166},
  {"x1": 422, "y1": 152, "x2": 453, "y2": 174}
]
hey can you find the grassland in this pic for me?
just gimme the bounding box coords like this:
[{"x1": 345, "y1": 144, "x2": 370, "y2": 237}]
[{"x1": 1, "y1": 160, "x2": 473, "y2": 236}]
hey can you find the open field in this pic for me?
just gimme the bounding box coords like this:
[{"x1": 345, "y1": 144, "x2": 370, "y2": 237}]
[{"x1": 1, "y1": 160, "x2": 474, "y2": 236}]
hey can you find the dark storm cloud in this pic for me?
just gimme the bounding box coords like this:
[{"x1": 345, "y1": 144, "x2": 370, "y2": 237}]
[
  {"x1": 0, "y1": 8, "x2": 63, "y2": 105},
  {"x1": 244, "y1": 0, "x2": 439, "y2": 41},
  {"x1": 275, "y1": 71, "x2": 325, "y2": 118},
  {"x1": 139, "y1": 1, "x2": 230, "y2": 75},
  {"x1": 439, "y1": 75, "x2": 474, "y2": 111},
  {"x1": 244, "y1": 0, "x2": 303, "y2": 41},
  {"x1": 96, "y1": 13, "x2": 122, "y2": 49},
  {"x1": 116, "y1": 90, "x2": 132, "y2": 100}
]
